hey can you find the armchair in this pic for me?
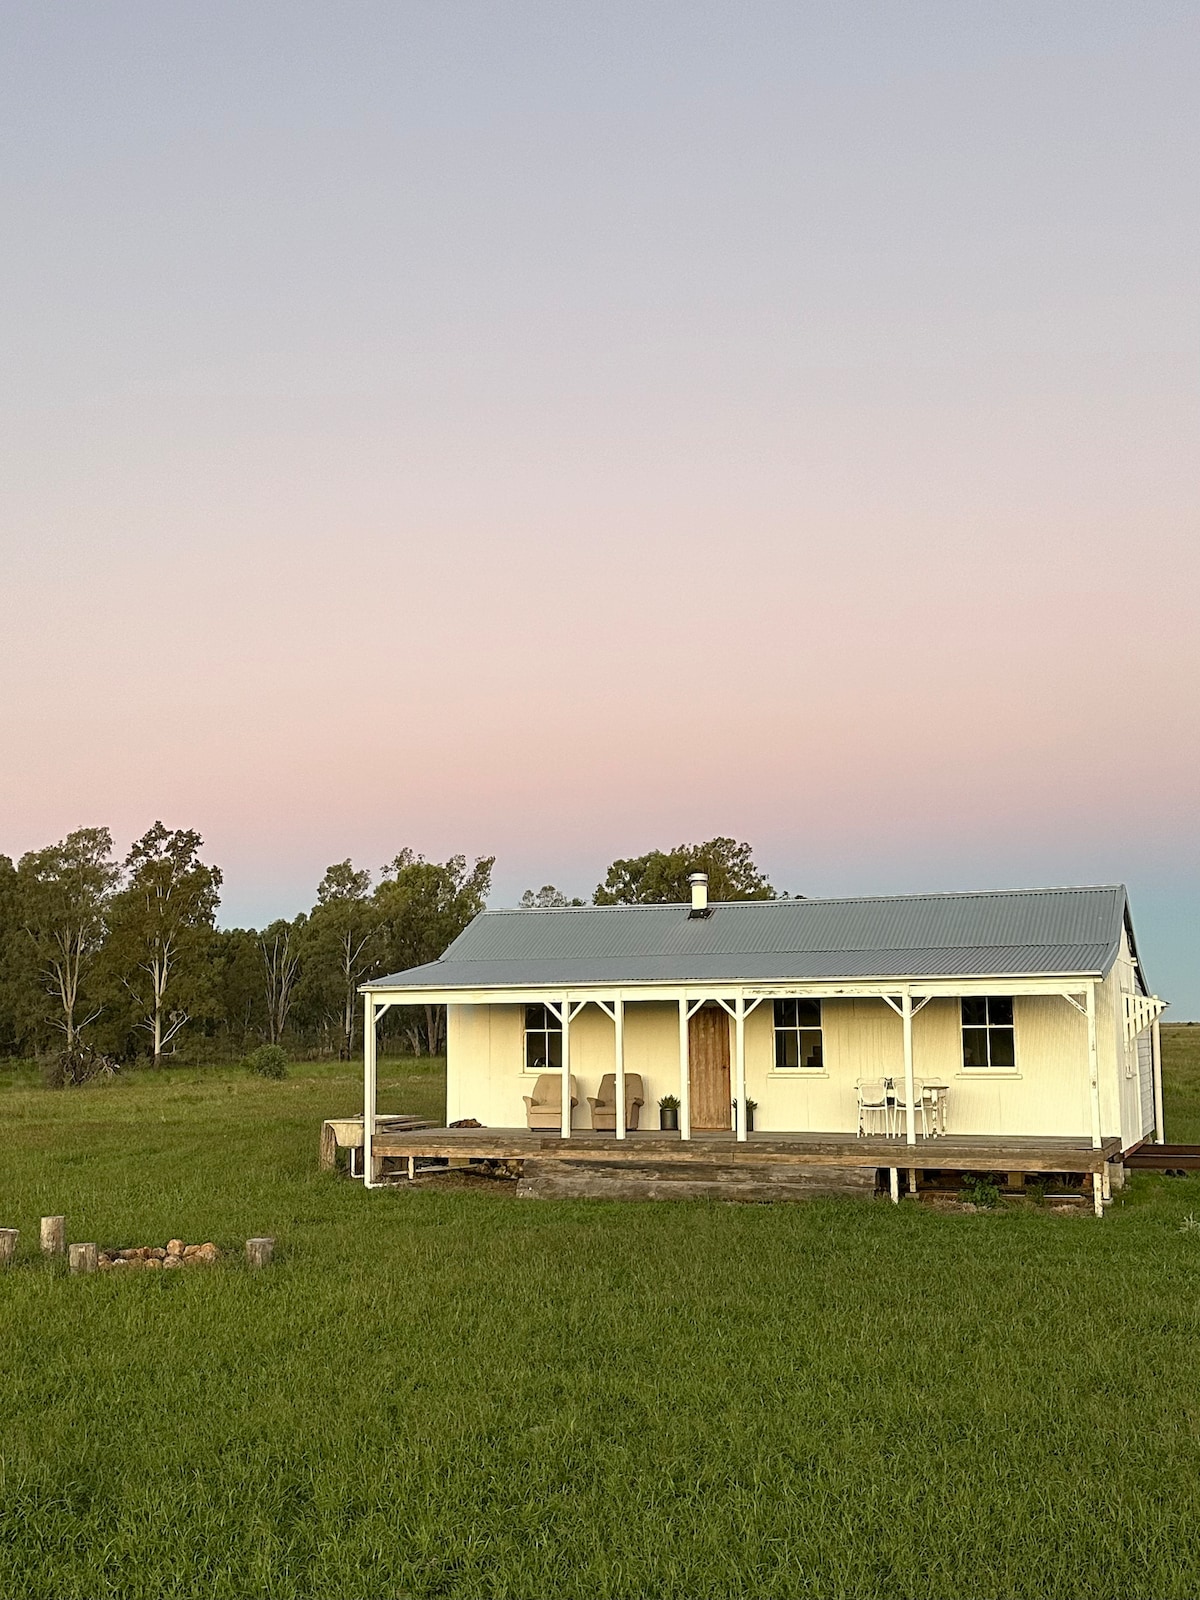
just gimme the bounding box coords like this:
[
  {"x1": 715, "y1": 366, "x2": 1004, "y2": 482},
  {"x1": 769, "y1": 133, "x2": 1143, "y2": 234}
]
[
  {"x1": 586, "y1": 1072, "x2": 645, "y2": 1133},
  {"x1": 524, "y1": 1073, "x2": 578, "y2": 1131}
]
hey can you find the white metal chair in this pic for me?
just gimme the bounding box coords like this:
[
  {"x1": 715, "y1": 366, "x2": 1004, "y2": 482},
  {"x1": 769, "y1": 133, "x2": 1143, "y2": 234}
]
[
  {"x1": 856, "y1": 1078, "x2": 891, "y2": 1137},
  {"x1": 890, "y1": 1079, "x2": 930, "y2": 1139},
  {"x1": 922, "y1": 1081, "x2": 948, "y2": 1137}
]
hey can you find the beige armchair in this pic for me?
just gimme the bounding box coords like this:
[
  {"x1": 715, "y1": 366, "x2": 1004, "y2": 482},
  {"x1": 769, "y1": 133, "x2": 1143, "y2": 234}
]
[
  {"x1": 587, "y1": 1073, "x2": 645, "y2": 1132},
  {"x1": 524, "y1": 1073, "x2": 578, "y2": 1131}
]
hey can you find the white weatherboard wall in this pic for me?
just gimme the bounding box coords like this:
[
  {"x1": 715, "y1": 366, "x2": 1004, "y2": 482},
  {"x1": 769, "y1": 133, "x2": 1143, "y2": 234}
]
[
  {"x1": 751, "y1": 997, "x2": 1094, "y2": 1140},
  {"x1": 446, "y1": 988, "x2": 1128, "y2": 1142},
  {"x1": 447, "y1": 1002, "x2": 681, "y2": 1129},
  {"x1": 1105, "y1": 926, "x2": 1154, "y2": 1148}
]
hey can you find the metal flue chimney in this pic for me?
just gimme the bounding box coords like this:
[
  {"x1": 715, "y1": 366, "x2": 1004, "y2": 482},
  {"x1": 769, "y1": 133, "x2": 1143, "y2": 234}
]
[{"x1": 688, "y1": 871, "x2": 711, "y2": 917}]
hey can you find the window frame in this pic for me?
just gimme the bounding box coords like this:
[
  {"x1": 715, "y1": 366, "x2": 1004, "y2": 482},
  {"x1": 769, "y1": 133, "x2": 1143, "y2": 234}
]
[
  {"x1": 959, "y1": 995, "x2": 1018, "y2": 1072},
  {"x1": 772, "y1": 997, "x2": 824, "y2": 1072},
  {"x1": 523, "y1": 1003, "x2": 563, "y2": 1075}
]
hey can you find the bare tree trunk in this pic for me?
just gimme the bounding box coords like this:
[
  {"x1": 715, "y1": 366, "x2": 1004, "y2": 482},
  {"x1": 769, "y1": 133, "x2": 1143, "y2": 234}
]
[
  {"x1": 261, "y1": 931, "x2": 301, "y2": 1046},
  {"x1": 153, "y1": 991, "x2": 163, "y2": 1066},
  {"x1": 400, "y1": 1010, "x2": 423, "y2": 1056}
]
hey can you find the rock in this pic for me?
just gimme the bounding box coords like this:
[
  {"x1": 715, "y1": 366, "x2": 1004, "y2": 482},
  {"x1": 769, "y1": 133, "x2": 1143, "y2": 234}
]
[
  {"x1": 112, "y1": 1257, "x2": 130, "y2": 1268},
  {"x1": 150, "y1": 1247, "x2": 166, "y2": 1260},
  {"x1": 183, "y1": 1244, "x2": 202, "y2": 1258},
  {"x1": 162, "y1": 1255, "x2": 183, "y2": 1269},
  {"x1": 166, "y1": 1239, "x2": 185, "y2": 1257},
  {"x1": 144, "y1": 1257, "x2": 162, "y2": 1269},
  {"x1": 121, "y1": 1247, "x2": 144, "y2": 1260},
  {"x1": 196, "y1": 1243, "x2": 219, "y2": 1264}
]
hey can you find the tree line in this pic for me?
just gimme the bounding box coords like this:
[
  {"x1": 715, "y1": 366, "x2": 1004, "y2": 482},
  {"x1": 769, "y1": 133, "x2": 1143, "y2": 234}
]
[{"x1": 0, "y1": 829, "x2": 779, "y2": 1065}]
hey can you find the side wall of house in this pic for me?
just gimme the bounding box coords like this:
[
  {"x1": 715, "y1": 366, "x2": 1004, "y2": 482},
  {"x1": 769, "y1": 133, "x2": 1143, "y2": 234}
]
[{"x1": 1101, "y1": 924, "x2": 1155, "y2": 1149}]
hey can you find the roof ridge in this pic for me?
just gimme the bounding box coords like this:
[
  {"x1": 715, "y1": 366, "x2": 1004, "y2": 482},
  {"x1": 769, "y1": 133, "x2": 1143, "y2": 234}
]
[{"x1": 487, "y1": 884, "x2": 1124, "y2": 914}]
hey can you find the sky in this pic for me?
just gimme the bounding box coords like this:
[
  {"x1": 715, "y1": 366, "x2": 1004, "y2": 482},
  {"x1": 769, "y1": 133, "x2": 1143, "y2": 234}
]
[{"x1": 1, "y1": 4, "x2": 1197, "y2": 1010}]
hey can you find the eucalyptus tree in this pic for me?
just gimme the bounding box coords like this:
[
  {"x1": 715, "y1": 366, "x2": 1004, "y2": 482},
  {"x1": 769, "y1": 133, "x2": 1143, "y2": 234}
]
[
  {"x1": 299, "y1": 860, "x2": 381, "y2": 1058},
  {"x1": 594, "y1": 837, "x2": 778, "y2": 904},
  {"x1": 0, "y1": 853, "x2": 23, "y2": 1055},
  {"x1": 17, "y1": 827, "x2": 119, "y2": 1047},
  {"x1": 260, "y1": 915, "x2": 305, "y2": 1046},
  {"x1": 209, "y1": 926, "x2": 264, "y2": 1053},
  {"x1": 103, "y1": 823, "x2": 223, "y2": 1065},
  {"x1": 374, "y1": 848, "x2": 494, "y2": 1054},
  {"x1": 519, "y1": 885, "x2": 585, "y2": 908}
]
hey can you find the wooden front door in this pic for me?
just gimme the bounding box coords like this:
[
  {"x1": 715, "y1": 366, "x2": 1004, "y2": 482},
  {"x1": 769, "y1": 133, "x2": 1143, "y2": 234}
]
[{"x1": 689, "y1": 1004, "x2": 732, "y2": 1131}]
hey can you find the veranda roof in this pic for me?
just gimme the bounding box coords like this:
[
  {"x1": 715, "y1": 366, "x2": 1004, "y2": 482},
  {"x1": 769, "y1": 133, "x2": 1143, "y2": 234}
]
[{"x1": 364, "y1": 884, "x2": 1138, "y2": 992}]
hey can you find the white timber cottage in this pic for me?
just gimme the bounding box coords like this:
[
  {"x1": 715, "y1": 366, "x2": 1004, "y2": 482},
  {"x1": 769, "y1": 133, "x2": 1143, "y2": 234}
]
[{"x1": 359, "y1": 881, "x2": 1167, "y2": 1207}]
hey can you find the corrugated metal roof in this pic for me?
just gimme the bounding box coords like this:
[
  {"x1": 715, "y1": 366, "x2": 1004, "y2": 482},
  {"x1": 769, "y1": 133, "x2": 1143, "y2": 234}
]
[{"x1": 365, "y1": 885, "x2": 1130, "y2": 990}]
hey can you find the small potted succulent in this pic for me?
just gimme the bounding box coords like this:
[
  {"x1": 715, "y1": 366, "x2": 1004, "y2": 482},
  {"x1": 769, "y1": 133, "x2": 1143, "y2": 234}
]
[
  {"x1": 744, "y1": 1098, "x2": 758, "y2": 1134},
  {"x1": 658, "y1": 1094, "x2": 680, "y2": 1132}
]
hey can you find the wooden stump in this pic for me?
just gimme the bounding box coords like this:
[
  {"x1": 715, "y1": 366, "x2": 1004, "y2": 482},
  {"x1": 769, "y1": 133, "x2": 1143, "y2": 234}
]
[
  {"x1": 245, "y1": 1237, "x2": 274, "y2": 1269},
  {"x1": 0, "y1": 1229, "x2": 18, "y2": 1267},
  {"x1": 40, "y1": 1216, "x2": 66, "y2": 1256},
  {"x1": 68, "y1": 1242, "x2": 98, "y2": 1275},
  {"x1": 318, "y1": 1122, "x2": 338, "y2": 1172}
]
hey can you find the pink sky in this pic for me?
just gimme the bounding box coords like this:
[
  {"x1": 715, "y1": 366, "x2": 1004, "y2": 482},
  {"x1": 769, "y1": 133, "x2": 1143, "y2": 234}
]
[{"x1": 1, "y1": 4, "x2": 1197, "y2": 1004}]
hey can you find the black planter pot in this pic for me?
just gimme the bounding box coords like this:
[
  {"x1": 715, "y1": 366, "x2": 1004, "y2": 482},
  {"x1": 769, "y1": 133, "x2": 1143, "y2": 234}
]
[
  {"x1": 745, "y1": 1107, "x2": 755, "y2": 1133},
  {"x1": 659, "y1": 1106, "x2": 679, "y2": 1132}
]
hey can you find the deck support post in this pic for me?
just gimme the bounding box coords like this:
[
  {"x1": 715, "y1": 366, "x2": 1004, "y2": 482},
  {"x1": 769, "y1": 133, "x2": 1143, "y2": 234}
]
[
  {"x1": 615, "y1": 993, "x2": 626, "y2": 1140},
  {"x1": 734, "y1": 995, "x2": 747, "y2": 1142},
  {"x1": 678, "y1": 997, "x2": 691, "y2": 1141},
  {"x1": 902, "y1": 990, "x2": 916, "y2": 1146},
  {"x1": 889, "y1": 1167, "x2": 900, "y2": 1203},
  {"x1": 561, "y1": 995, "x2": 572, "y2": 1139},
  {"x1": 1151, "y1": 1017, "x2": 1165, "y2": 1143},
  {"x1": 363, "y1": 996, "x2": 378, "y2": 1188},
  {"x1": 1085, "y1": 982, "x2": 1102, "y2": 1150},
  {"x1": 1092, "y1": 1170, "x2": 1104, "y2": 1218}
]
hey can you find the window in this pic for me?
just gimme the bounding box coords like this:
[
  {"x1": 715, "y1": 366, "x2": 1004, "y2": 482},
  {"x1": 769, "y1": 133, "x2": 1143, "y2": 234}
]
[
  {"x1": 961, "y1": 996, "x2": 1016, "y2": 1069},
  {"x1": 524, "y1": 1003, "x2": 562, "y2": 1073},
  {"x1": 774, "y1": 998, "x2": 823, "y2": 1070}
]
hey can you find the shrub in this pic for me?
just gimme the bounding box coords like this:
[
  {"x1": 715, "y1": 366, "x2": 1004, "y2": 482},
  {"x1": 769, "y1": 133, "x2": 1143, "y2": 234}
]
[
  {"x1": 959, "y1": 1174, "x2": 1002, "y2": 1209},
  {"x1": 244, "y1": 1044, "x2": 289, "y2": 1080}
]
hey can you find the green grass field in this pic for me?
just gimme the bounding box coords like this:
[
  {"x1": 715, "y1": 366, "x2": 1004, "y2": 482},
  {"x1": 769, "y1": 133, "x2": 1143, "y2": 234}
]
[{"x1": 4, "y1": 1032, "x2": 1200, "y2": 1599}]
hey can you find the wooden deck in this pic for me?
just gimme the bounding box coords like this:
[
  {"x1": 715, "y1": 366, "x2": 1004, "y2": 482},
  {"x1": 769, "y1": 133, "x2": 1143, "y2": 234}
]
[
  {"x1": 369, "y1": 1125, "x2": 1121, "y2": 1175},
  {"x1": 1123, "y1": 1142, "x2": 1200, "y2": 1171}
]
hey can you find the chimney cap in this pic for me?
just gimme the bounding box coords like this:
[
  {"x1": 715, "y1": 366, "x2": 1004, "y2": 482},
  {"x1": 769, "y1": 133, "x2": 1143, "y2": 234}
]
[{"x1": 688, "y1": 871, "x2": 712, "y2": 918}]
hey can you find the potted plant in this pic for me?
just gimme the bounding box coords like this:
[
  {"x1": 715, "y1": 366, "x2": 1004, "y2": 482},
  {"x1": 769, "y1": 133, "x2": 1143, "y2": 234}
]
[
  {"x1": 658, "y1": 1094, "x2": 680, "y2": 1132},
  {"x1": 744, "y1": 1098, "x2": 757, "y2": 1134}
]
